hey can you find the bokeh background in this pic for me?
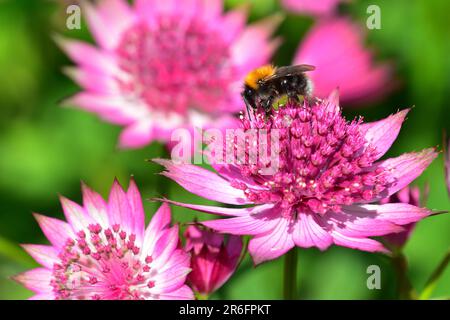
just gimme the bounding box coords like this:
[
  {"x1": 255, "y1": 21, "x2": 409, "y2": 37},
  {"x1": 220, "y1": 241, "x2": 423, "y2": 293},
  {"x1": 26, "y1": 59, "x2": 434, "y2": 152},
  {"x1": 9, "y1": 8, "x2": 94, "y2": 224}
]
[{"x1": 0, "y1": 0, "x2": 449, "y2": 299}]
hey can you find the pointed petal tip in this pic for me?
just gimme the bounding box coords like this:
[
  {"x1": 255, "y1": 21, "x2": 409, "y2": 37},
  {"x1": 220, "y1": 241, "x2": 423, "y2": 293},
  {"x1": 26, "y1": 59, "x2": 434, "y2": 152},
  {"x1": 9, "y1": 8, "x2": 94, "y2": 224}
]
[
  {"x1": 59, "y1": 96, "x2": 75, "y2": 108},
  {"x1": 61, "y1": 66, "x2": 77, "y2": 79},
  {"x1": 111, "y1": 177, "x2": 125, "y2": 190},
  {"x1": 152, "y1": 158, "x2": 170, "y2": 166},
  {"x1": 32, "y1": 212, "x2": 45, "y2": 222},
  {"x1": 58, "y1": 194, "x2": 70, "y2": 205},
  {"x1": 231, "y1": 2, "x2": 251, "y2": 16},
  {"x1": 252, "y1": 12, "x2": 285, "y2": 35},
  {"x1": 10, "y1": 273, "x2": 22, "y2": 284},
  {"x1": 327, "y1": 88, "x2": 340, "y2": 105},
  {"x1": 51, "y1": 33, "x2": 66, "y2": 48},
  {"x1": 80, "y1": 180, "x2": 91, "y2": 192},
  {"x1": 127, "y1": 176, "x2": 137, "y2": 189}
]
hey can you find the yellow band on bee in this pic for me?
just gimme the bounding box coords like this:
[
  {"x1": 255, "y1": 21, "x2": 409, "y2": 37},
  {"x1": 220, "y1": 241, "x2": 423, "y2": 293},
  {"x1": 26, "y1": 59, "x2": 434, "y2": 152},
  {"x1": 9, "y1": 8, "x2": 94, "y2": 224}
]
[{"x1": 244, "y1": 65, "x2": 276, "y2": 89}]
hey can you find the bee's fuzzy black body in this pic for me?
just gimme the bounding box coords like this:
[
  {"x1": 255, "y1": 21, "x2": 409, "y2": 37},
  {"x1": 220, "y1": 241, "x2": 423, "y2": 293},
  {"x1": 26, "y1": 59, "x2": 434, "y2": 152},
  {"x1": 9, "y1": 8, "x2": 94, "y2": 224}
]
[{"x1": 242, "y1": 65, "x2": 315, "y2": 116}]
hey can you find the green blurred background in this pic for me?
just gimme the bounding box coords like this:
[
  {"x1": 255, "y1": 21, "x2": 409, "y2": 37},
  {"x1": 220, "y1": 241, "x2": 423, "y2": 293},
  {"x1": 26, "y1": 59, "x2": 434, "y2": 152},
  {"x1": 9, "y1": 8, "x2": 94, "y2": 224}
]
[{"x1": 0, "y1": 0, "x2": 449, "y2": 299}]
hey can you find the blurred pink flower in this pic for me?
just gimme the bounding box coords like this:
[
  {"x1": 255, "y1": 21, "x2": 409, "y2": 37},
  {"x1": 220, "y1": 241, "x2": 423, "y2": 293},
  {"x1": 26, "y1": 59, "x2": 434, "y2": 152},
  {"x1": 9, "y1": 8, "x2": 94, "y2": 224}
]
[
  {"x1": 282, "y1": 0, "x2": 350, "y2": 16},
  {"x1": 294, "y1": 18, "x2": 392, "y2": 105},
  {"x1": 156, "y1": 92, "x2": 436, "y2": 264},
  {"x1": 184, "y1": 225, "x2": 242, "y2": 296},
  {"x1": 380, "y1": 186, "x2": 426, "y2": 249},
  {"x1": 58, "y1": 0, "x2": 280, "y2": 148},
  {"x1": 14, "y1": 179, "x2": 193, "y2": 300}
]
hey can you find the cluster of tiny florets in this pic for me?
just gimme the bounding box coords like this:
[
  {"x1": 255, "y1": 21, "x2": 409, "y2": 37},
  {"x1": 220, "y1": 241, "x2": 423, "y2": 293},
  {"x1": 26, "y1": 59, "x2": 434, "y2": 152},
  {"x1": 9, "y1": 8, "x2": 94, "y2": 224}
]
[
  {"x1": 51, "y1": 224, "x2": 155, "y2": 300},
  {"x1": 231, "y1": 99, "x2": 392, "y2": 215},
  {"x1": 116, "y1": 19, "x2": 235, "y2": 113}
]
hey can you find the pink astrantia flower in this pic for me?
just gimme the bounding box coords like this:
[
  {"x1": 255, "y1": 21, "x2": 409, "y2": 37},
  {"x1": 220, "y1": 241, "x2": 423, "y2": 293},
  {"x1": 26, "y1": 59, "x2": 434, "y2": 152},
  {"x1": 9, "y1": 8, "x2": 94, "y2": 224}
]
[
  {"x1": 380, "y1": 186, "x2": 426, "y2": 249},
  {"x1": 185, "y1": 225, "x2": 242, "y2": 296},
  {"x1": 14, "y1": 179, "x2": 193, "y2": 300},
  {"x1": 156, "y1": 92, "x2": 437, "y2": 264},
  {"x1": 294, "y1": 18, "x2": 392, "y2": 105},
  {"x1": 57, "y1": 0, "x2": 280, "y2": 148},
  {"x1": 282, "y1": 0, "x2": 350, "y2": 16}
]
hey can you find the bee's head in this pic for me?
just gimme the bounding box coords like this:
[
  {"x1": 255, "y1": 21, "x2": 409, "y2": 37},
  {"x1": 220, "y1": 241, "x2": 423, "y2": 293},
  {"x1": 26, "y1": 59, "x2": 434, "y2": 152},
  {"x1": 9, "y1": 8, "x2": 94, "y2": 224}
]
[
  {"x1": 242, "y1": 84, "x2": 256, "y2": 105},
  {"x1": 244, "y1": 65, "x2": 276, "y2": 90}
]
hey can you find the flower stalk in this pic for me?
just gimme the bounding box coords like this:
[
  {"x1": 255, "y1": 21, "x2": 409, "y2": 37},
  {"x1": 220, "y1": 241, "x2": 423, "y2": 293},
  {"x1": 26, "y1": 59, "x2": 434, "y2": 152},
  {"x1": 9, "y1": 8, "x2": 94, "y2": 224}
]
[
  {"x1": 283, "y1": 248, "x2": 298, "y2": 300},
  {"x1": 391, "y1": 252, "x2": 417, "y2": 300}
]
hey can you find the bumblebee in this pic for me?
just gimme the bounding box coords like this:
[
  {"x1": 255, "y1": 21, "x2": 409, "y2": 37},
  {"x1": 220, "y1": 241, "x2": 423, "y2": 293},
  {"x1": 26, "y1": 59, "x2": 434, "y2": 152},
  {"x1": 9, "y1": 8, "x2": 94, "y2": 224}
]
[{"x1": 241, "y1": 64, "x2": 315, "y2": 116}]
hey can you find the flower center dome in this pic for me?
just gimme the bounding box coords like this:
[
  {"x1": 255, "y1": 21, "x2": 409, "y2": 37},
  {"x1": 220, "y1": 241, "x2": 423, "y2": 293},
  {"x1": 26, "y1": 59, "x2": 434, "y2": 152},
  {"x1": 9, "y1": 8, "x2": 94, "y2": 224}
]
[
  {"x1": 51, "y1": 224, "x2": 156, "y2": 300},
  {"x1": 116, "y1": 17, "x2": 236, "y2": 115},
  {"x1": 232, "y1": 100, "x2": 392, "y2": 215}
]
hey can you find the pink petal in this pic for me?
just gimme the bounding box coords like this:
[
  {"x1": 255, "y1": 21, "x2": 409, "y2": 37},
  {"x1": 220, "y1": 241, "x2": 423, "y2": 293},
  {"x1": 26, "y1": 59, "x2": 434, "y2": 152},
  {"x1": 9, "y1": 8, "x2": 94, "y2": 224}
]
[
  {"x1": 231, "y1": 14, "x2": 282, "y2": 71},
  {"x1": 294, "y1": 18, "x2": 391, "y2": 104},
  {"x1": 81, "y1": 181, "x2": 109, "y2": 227},
  {"x1": 156, "y1": 284, "x2": 194, "y2": 300},
  {"x1": 226, "y1": 235, "x2": 244, "y2": 259},
  {"x1": 107, "y1": 179, "x2": 134, "y2": 235},
  {"x1": 331, "y1": 232, "x2": 388, "y2": 253},
  {"x1": 343, "y1": 203, "x2": 432, "y2": 225},
  {"x1": 248, "y1": 217, "x2": 295, "y2": 265},
  {"x1": 221, "y1": 5, "x2": 249, "y2": 44},
  {"x1": 33, "y1": 214, "x2": 74, "y2": 248},
  {"x1": 202, "y1": 206, "x2": 281, "y2": 235},
  {"x1": 84, "y1": 0, "x2": 134, "y2": 50},
  {"x1": 210, "y1": 235, "x2": 243, "y2": 292},
  {"x1": 375, "y1": 148, "x2": 437, "y2": 200},
  {"x1": 148, "y1": 203, "x2": 172, "y2": 233},
  {"x1": 383, "y1": 223, "x2": 416, "y2": 248},
  {"x1": 210, "y1": 162, "x2": 267, "y2": 190},
  {"x1": 119, "y1": 120, "x2": 154, "y2": 149},
  {"x1": 141, "y1": 203, "x2": 172, "y2": 258},
  {"x1": 55, "y1": 37, "x2": 119, "y2": 74},
  {"x1": 361, "y1": 109, "x2": 409, "y2": 159},
  {"x1": 158, "y1": 248, "x2": 191, "y2": 274},
  {"x1": 29, "y1": 293, "x2": 54, "y2": 300},
  {"x1": 152, "y1": 226, "x2": 180, "y2": 268},
  {"x1": 63, "y1": 67, "x2": 119, "y2": 95},
  {"x1": 200, "y1": 0, "x2": 223, "y2": 21},
  {"x1": 282, "y1": 0, "x2": 345, "y2": 16},
  {"x1": 126, "y1": 178, "x2": 146, "y2": 242},
  {"x1": 154, "y1": 159, "x2": 251, "y2": 205},
  {"x1": 293, "y1": 213, "x2": 333, "y2": 250},
  {"x1": 13, "y1": 268, "x2": 52, "y2": 293},
  {"x1": 326, "y1": 210, "x2": 404, "y2": 238},
  {"x1": 60, "y1": 195, "x2": 93, "y2": 233},
  {"x1": 135, "y1": 0, "x2": 177, "y2": 18},
  {"x1": 21, "y1": 245, "x2": 58, "y2": 269},
  {"x1": 63, "y1": 92, "x2": 144, "y2": 126},
  {"x1": 158, "y1": 198, "x2": 274, "y2": 217},
  {"x1": 152, "y1": 251, "x2": 191, "y2": 294}
]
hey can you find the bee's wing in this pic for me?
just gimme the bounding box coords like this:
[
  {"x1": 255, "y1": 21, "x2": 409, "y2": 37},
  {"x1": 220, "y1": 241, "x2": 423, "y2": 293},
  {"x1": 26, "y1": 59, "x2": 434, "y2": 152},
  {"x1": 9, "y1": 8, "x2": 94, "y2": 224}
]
[{"x1": 265, "y1": 64, "x2": 315, "y2": 82}]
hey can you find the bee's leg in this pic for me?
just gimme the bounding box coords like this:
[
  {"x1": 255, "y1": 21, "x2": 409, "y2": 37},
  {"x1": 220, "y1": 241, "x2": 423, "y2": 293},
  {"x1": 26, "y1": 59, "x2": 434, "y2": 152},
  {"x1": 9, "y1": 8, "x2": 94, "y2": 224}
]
[
  {"x1": 262, "y1": 96, "x2": 274, "y2": 117},
  {"x1": 287, "y1": 90, "x2": 300, "y2": 103},
  {"x1": 242, "y1": 95, "x2": 253, "y2": 120},
  {"x1": 281, "y1": 79, "x2": 299, "y2": 104}
]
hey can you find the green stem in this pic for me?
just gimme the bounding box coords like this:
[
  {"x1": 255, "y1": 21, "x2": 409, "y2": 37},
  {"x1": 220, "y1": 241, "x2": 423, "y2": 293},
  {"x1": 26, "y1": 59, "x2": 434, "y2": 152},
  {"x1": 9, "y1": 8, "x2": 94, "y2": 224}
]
[
  {"x1": 195, "y1": 292, "x2": 209, "y2": 300},
  {"x1": 419, "y1": 249, "x2": 450, "y2": 300},
  {"x1": 391, "y1": 252, "x2": 417, "y2": 300},
  {"x1": 283, "y1": 248, "x2": 298, "y2": 300}
]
